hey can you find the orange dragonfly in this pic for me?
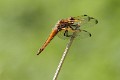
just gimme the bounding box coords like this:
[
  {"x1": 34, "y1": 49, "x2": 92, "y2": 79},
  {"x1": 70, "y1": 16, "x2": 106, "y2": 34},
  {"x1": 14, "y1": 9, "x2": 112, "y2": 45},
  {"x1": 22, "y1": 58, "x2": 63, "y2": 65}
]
[{"x1": 37, "y1": 15, "x2": 98, "y2": 55}]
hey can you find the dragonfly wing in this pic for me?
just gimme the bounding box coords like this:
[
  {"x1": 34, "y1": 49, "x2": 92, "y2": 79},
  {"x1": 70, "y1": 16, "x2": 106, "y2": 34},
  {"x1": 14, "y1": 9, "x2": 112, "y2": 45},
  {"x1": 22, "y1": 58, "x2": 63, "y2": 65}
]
[
  {"x1": 74, "y1": 15, "x2": 98, "y2": 29},
  {"x1": 57, "y1": 29, "x2": 91, "y2": 39},
  {"x1": 80, "y1": 17, "x2": 98, "y2": 29},
  {"x1": 75, "y1": 15, "x2": 90, "y2": 24},
  {"x1": 57, "y1": 15, "x2": 98, "y2": 39},
  {"x1": 75, "y1": 30, "x2": 91, "y2": 39},
  {"x1": 57, "y1": 29, "x2": 74, "y2": 40}
]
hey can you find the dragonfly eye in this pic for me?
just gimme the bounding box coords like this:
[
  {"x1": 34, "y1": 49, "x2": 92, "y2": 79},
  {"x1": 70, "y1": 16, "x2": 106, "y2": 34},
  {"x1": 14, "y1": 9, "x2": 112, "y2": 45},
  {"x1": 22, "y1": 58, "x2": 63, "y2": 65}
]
[{"x1": 69, "y1": 17, "x2": 75, "y2": 20}]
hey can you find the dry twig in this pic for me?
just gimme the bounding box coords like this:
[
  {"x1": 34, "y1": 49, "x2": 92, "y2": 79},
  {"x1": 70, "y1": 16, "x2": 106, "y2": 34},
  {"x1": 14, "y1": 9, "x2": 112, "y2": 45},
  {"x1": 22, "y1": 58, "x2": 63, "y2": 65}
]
[{"x1": 52, "y1": 32, "x2": 76, "y2": 80}]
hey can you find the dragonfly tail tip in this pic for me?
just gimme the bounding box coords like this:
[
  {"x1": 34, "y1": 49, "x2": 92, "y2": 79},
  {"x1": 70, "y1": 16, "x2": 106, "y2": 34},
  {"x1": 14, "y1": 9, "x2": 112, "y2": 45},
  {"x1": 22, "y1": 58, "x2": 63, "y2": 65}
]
[
  {"x1": 37, "y1": 48, "x2": 43, "y2": 55},
  {"x1": 37, "y1": 53, "x2": 40, "y2": 55}
]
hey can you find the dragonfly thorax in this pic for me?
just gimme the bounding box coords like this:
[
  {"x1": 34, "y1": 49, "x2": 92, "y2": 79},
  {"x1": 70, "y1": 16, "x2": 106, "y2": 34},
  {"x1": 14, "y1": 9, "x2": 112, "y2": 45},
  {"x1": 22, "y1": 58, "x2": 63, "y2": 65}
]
[{"x1": 56, "y1": 19, "x2": 80, "y2": 31}]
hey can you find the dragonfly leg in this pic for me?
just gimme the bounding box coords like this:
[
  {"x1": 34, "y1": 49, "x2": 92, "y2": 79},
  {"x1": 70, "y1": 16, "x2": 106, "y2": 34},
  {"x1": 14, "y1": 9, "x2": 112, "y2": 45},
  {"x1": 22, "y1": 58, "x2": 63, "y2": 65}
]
[{"x1": 64, "y1": 30, "x2": 72, "y2": 37}]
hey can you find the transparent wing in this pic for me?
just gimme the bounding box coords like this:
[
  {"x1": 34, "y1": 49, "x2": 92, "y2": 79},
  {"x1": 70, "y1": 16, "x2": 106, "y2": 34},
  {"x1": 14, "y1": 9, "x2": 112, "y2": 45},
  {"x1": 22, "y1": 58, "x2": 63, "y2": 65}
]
[
  {"x1": 57, "y1": 15, "x2": 97, "y2": 40},
  {"x1": 74, "y1": 15, "x2": 90, "y2": 25},
  {"x1": 57, "y1": 29, "x2": 91, "y2": 39},
  {"x1": 75, "y1": 30, "x2": 91, "y2": 39},
  {"x1": 80, "y1": 17, "x2": 98, "y2": 29},
  {"x1": 74, "y1": 15, "x2": 98, "y2": 29}
]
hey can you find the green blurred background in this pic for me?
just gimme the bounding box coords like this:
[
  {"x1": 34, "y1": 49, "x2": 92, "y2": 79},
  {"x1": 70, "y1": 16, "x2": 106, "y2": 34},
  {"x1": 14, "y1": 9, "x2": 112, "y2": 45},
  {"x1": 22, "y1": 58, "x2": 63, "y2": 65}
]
[{"x1": 0, "y1": 0, "x2": 120, "y2": 80}]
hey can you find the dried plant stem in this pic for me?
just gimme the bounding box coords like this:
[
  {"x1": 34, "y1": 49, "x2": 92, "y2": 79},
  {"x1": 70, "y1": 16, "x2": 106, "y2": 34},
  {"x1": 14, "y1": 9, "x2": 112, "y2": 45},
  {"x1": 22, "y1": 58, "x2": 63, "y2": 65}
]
[{"x1": 52, "y1": 32, "x2": 76, "y2": 80}]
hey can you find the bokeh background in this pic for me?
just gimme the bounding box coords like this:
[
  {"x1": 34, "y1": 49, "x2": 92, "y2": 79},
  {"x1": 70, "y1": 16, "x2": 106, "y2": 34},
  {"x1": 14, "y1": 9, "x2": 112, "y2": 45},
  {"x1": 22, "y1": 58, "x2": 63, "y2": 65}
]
[{"x1": 0, "y1": 0, "x2": 120, "y2": 80}]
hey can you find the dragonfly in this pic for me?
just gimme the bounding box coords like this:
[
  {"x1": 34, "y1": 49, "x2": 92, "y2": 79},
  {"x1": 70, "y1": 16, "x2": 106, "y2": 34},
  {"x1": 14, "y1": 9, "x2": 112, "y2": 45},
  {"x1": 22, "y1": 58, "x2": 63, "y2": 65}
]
[{"x1": 37, "y1": 15, "x2": 98, "y2": 55}]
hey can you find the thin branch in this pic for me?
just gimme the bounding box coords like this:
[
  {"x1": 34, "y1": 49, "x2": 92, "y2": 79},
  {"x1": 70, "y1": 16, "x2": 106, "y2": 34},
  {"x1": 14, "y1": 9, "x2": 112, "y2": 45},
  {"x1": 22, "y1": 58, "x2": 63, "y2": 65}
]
[{"x1": 52, "y1": 32, "x2": 76, "y2": 80}]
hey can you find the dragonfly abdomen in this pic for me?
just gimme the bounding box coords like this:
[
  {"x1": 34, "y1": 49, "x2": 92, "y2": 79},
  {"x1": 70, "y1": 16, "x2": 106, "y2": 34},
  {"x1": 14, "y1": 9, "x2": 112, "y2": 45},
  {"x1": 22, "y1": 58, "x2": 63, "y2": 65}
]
[{"x1": 37, "y1": 28, "x2": 58, "y2": 55}]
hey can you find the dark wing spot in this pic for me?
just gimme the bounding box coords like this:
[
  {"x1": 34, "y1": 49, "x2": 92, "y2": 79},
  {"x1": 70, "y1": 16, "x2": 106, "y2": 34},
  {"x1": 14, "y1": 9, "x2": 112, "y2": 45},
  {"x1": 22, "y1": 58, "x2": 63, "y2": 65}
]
[
  {"x1": 95, "y1": 19, "x2": 98, "y2": 24},
  {"x1": 82, "y1": 30, "x2": 92, "y2": 37},
  {"x1": 84, "y1": 14, "x2": 88, "y2": 16},
  {"x1": 83, "y1": 30, "x2": 87, "y2": 32},
  {"x1": 89, "y1": 33, "x2": 92, "y2": 37},
  {"x1": 90, "y1": 17, "x2": 94, "y2": 19},
  {"x1": 89, "y1": 17, "x2": 98, "y2": 24}
]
